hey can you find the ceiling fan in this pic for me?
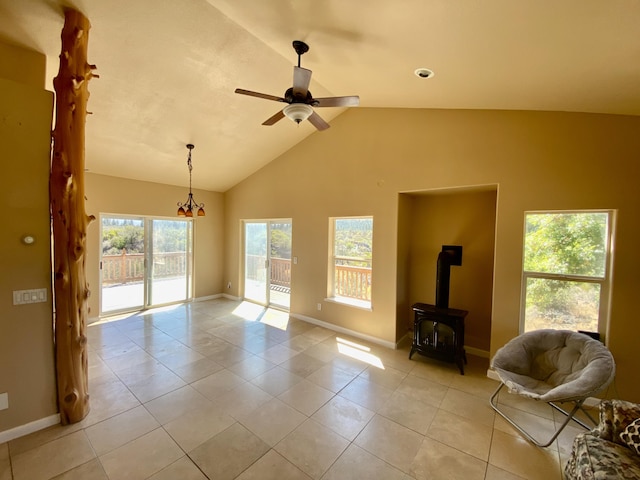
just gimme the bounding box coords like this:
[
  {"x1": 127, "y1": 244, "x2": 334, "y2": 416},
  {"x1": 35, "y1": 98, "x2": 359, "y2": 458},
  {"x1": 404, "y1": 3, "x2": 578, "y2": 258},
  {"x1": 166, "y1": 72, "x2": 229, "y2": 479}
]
[{"x1": 235, "y1": 40, "x2": 359, "y2": 131}]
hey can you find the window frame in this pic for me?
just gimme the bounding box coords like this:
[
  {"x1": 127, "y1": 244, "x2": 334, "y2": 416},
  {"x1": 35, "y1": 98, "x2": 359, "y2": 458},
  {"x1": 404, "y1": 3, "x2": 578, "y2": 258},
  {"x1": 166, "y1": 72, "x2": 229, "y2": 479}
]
[
  {"x1": 520, "y1": 209, "x2": 614, "y2": 338},
  {"x1": 327, "y1": 216, "x2": 373, "y2": 310}
]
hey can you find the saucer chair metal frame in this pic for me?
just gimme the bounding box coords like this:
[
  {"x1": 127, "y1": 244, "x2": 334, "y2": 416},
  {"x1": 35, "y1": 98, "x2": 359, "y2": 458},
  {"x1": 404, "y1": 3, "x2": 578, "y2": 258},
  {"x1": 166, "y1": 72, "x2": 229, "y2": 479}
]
[{"x1": 489, "y1": 329, "x2": 615, "y2": 448}]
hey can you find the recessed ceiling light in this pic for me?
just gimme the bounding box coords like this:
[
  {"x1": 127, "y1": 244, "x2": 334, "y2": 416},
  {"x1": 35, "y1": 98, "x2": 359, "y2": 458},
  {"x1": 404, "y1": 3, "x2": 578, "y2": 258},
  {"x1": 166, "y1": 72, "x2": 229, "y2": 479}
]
[{"x1": 415, "y1": 68, "x2": 434, "y2": 79}]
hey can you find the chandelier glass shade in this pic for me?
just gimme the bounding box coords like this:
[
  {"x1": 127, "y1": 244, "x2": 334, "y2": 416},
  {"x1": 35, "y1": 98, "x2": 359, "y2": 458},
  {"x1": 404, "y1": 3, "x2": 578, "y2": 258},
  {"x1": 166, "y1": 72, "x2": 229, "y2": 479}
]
[{"x1": 177, "y1": 144, "x2": 205, "y2": 217}]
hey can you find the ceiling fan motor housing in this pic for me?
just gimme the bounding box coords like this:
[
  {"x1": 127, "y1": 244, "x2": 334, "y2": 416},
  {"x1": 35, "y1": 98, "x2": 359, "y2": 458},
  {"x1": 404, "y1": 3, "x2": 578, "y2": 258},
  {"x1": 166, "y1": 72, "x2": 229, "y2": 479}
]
[{"x1": 284, "y1": 87, "x2": 314, "y2": 105}]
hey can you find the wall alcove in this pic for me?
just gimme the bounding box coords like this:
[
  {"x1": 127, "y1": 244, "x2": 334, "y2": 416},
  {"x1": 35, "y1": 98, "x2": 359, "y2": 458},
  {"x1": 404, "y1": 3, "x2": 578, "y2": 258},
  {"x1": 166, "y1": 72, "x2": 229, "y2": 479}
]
[{"x1": 396, "y1": 185, "x2": 498, "y2": 356}]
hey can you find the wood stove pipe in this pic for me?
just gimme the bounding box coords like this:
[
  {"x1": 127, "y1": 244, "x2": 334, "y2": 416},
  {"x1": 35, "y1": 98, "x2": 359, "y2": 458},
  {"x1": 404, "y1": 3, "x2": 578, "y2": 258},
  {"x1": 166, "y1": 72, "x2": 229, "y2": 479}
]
[{"x1": 435, "y1": 245, "x2": 462, "y2": 308}]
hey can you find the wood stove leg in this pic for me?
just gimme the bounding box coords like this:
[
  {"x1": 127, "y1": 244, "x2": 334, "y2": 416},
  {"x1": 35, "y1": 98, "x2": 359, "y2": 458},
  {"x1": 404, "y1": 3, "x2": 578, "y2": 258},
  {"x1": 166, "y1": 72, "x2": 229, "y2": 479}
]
[{"x1": 456, "y1": 355, "x2": 465, "y2": 375}]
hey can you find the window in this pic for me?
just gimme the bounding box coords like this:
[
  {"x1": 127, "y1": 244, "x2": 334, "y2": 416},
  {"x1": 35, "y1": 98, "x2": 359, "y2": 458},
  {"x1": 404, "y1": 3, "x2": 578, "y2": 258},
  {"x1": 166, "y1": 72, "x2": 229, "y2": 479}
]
[
  {"x1": 329, "y1": 217, "x2": 373, "y2": 308},
  {"x1": 521, "y1": 211, "x2": 613, "y2": 335}
]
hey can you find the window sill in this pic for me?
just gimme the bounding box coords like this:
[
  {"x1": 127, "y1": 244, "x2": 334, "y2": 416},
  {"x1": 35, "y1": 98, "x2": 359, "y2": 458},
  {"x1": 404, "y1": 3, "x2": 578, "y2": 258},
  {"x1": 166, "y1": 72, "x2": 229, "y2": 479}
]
[{"x1": 325, "y1": 296, "x2": 372, "y2": 312}]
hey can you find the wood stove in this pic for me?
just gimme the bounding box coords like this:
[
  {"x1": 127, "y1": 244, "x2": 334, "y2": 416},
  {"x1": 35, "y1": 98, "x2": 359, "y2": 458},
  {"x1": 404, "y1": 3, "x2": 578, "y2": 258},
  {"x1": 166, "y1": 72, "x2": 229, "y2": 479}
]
[
  {"x1": 409, "y1": 246, "x2": 468, "y2": 374},
  {"x1": 410, "y1": 303, "x2": 468, "y2": 374}
]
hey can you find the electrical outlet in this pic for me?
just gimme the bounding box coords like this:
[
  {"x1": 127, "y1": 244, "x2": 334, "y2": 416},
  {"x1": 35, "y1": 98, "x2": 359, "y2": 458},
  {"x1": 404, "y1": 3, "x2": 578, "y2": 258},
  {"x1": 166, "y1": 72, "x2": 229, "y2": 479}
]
[
  {"x1": 317, "y1": 303, "x2": 322, "y2": 311},
  {"x1": 227, "y1": 282, "x2": 231, "y2": 289},
  {"x1": 0, "y1": 392, "x2": 8, "y2": 410}
]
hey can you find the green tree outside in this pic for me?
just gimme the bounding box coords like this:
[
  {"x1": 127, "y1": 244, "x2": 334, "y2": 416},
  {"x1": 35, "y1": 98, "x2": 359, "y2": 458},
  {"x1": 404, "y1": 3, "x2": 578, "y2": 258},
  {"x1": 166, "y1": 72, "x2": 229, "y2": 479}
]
[
  {"x1": 102, "y1": 218, "x2": 144, "y2": 255},
  {"x1": 102, "y1": 218, "x2": 189, "y2": 255},
  {"x1": 524, "y1": 212, "x2": 608, "y2": 331},
  {"x1": 334, "y1": 218, "x2": 373, "y2": 267}
]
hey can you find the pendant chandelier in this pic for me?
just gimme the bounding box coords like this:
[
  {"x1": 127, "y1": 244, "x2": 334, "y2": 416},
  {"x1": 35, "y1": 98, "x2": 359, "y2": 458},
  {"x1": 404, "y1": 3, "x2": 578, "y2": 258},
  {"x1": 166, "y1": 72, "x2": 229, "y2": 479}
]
[{"x1": 177, "y1": 143, "x2": 205, "y2": 217}]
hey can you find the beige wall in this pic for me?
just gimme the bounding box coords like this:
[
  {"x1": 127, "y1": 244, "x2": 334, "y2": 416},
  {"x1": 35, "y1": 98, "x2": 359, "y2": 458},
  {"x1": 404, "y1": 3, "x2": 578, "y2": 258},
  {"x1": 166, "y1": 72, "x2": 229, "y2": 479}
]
[
  {"x1": 224, "y1": 108, "x2": 640, "y2": 402},
  {"x1": 0, "y1": 46, "x2": 56, "y2": 433},
  {"x1": 0, "y1": 42, "x2": 46, "y2": 89},
  {"x1": 85, "y1": 173, "x2": 225, "y2": 317},
  {"x1": 403, "y1": 190, "x2": 497, "y2": 352},
  {"x1": 3, "y1": 37, "x2": 640, "y2": 441}
]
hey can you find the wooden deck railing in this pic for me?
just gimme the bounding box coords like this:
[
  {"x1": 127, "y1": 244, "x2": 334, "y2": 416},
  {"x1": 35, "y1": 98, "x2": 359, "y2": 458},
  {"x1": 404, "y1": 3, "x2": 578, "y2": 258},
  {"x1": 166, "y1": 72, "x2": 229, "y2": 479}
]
[
  {"x1": 271, "y1": 257, "x2": 291, "y2": 287},
  {"x1": 101, "y1": 250, "x2": 186, "y2": 284},
  {"x1": 245, "y1": 255, "x2": 371, "y2": 301},
  {"x1": 245, "y1": 256, "x2": 291, "y2": 286},
  {"x1": 104, "y1": 252, "x2": 371, "y2": 301},
  {"x1": 334, "y1": 264, "x2": 371, "y2": 301}
]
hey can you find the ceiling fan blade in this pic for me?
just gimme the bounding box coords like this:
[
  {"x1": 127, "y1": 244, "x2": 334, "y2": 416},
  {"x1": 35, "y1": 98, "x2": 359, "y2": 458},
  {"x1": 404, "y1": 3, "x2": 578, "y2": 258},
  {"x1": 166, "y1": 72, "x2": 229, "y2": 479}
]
[
  {"x1": 292, "y1": 66, "x2": 312, "y2": 97},
  {"x1": 307, "y1": 111, "x2": 330, "y2": 131},
  {"x1": 314, "y1": 96, "x2": 360, "y2": 108},
  {"x1": 235, "y1": 88, "x2": 285, "y2": 103},
  {"x1": 262, "y1": 109, "x2": 286, "y2": 126}
]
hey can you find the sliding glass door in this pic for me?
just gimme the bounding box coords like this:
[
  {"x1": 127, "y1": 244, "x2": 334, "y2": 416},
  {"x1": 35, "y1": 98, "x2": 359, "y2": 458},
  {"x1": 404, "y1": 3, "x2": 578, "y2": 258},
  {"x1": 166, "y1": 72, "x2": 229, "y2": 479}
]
[
  {"x1": 100, "y1": 216, "x2": 146, "y2": 313},
  {"x1": 149, "y1": 219, "x2": 192, "y2": 306},
  {"x1": 244, "y1": 220, "x2": 292, "y2": 309},
  {"x1": 244, "y1": 222, "x2": 268, "y2": 305},
  {"x1": 100, "y1": 215, "x2": 193, "y2": 315}
]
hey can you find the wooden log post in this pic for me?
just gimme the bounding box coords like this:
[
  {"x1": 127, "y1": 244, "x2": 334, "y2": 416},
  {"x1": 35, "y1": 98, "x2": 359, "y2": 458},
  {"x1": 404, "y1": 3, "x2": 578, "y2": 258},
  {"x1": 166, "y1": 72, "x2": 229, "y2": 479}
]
[{"x1": 51, "y1": 9, "x2": 98, "y2": 425}]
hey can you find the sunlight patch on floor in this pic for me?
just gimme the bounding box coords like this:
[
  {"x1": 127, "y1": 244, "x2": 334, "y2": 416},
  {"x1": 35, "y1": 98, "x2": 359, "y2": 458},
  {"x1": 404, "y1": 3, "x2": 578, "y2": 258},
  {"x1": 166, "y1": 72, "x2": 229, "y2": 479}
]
[
  {"x1": 96, "y1": 303, "x2": 184, "y2": 326},
  {"x1": 232, "y1": 301, "x2": 267, "y2": 321},
  {"x1": 259, "y1": 309, "x2": 290, "y2": 330},
  {"x1": 336, "y1": 336, "x2": 385, "y2": 369},
  {"x1": 230, "y1": 302, "x2": 291, "y2": 330}
]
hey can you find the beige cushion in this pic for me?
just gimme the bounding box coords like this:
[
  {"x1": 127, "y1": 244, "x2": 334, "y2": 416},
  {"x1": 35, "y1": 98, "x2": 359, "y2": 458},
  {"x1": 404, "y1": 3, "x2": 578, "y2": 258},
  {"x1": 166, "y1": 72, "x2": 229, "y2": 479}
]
[{"x1": 491, "y1": 329, "x2": 615, "y2": 402}]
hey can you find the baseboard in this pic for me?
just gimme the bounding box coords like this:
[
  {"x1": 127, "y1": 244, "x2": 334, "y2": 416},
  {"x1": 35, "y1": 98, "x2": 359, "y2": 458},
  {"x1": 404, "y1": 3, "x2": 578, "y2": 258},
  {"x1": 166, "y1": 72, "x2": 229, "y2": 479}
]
[
  {"x1": 583, "y1": 397, "x2": 601, "y2": 408},
  {"x1": 396, "y1": 332, "x2": 412, "y2": 349},
  {"x1": 221, "y1": 293, "x2": 242, "y2": 301},
  {"x1": 465, "y1": 346, "x2": 490, "y2": 358},
  {"x1": 290, "y1": 313, "x2": 397, "y2": 350},
  {"x1": 193, "y1": 294, "x2": 223, "y2": 302},
  {"x1": 0, "y1": 413, "x2": 60, "y2": 444}
]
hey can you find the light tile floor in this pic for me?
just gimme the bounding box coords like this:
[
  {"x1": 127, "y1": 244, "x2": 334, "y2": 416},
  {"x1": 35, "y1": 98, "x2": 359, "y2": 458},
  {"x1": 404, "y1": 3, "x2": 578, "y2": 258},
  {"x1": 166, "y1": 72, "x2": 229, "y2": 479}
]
[{"x1": 0, "y1": 298, "x2": 585, "y2": 479}]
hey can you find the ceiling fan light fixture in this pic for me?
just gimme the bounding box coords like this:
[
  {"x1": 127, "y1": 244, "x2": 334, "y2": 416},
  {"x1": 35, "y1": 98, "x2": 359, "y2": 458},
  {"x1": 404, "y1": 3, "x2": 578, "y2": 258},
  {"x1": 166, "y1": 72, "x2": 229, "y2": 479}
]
[{"x1": 283, "y1": 103, "x2": 313, "y2": 124}]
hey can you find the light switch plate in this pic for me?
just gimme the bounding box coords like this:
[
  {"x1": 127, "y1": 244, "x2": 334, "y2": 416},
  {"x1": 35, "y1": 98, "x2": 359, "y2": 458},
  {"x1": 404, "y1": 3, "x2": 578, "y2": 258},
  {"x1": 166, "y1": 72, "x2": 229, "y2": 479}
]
[
  {"x1": 0, "y1": 393, "x2": 8, "y2": 410},
  {"x1": 12, "y1": 288, "x2": 47, "y2": 305}
]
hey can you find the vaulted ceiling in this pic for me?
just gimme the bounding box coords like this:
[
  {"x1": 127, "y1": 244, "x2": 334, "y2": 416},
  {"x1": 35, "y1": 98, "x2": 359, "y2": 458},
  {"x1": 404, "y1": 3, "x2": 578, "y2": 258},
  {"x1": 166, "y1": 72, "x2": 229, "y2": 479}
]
[{"x1": 1, "y1": 0, "x2": 639, "y2": 191}]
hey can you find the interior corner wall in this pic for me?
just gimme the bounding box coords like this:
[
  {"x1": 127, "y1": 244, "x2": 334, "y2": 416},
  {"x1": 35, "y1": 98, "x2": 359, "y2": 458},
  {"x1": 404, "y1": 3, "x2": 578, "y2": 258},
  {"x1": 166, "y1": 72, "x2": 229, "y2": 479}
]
[
  {"x1": 84, "y1": 173, "x2": 225, "y2": 318},
  {"x1": 224, "y1": 108, "x2": 640, "y2": 402},
  {"x1": 405, "y1": 190, "x2": 497, "y2": 353},
  {"x1": 0, "y1": 45, "x2": 56, "y2": 433},
  {"x1": 395, "y1": 194, "x2": 413, "y2": 344}
]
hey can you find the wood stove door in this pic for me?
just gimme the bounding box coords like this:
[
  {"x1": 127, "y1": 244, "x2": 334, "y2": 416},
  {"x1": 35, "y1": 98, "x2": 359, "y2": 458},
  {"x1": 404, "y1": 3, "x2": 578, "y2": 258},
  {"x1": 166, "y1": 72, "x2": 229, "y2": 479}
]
[{"x1": 409, "y1": 304, "x2": 468, "y2": 374}]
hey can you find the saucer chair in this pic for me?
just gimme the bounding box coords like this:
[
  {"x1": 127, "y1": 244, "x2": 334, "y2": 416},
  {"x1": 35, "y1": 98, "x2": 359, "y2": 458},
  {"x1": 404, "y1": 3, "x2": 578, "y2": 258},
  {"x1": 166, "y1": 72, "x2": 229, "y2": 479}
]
[{"x1": 490, "y1": 329, "x2": 615, "y2": 447}]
